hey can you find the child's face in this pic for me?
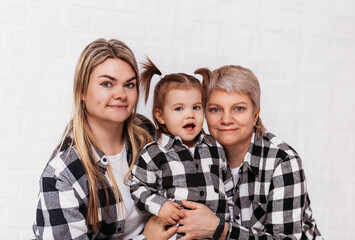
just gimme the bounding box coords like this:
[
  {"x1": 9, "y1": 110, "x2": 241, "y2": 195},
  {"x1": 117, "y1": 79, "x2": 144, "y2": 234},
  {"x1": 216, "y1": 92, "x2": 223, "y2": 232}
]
[{"x1": 155, "y1": 88, "x2": 204, "y2": 147}]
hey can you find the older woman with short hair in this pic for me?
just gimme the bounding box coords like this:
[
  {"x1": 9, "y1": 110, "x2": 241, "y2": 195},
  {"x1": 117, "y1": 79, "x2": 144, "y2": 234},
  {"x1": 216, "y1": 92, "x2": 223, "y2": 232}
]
[{"x1": 176, "y1": 65, "x2": 322, "y2": 240}]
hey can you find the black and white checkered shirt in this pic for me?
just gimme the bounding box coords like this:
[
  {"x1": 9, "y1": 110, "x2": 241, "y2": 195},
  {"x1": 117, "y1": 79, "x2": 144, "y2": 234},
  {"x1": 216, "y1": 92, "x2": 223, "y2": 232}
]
[
  {"x1": 33, "y1": 114, "x2": 154, "y2": 240},
  {"x1": 130, "y1": 132, "x2": 234, "y2": 221},
  {"x1": 227, "y1": 131, "x2": 323, "y2": 239}
]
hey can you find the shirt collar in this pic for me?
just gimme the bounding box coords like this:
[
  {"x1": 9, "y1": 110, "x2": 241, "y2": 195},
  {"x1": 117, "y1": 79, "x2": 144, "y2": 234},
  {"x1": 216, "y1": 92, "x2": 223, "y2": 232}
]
[
  {"x1": 94, "y1": 146, "x2": 109, "y2": 173},
  {"x1": 94, "y1": 131, "x2": 132, "y2": 172},
  {"x1": 61, "y1": 131, "x2": 132, "y2": 174},
  {"x1": 241, "y1": 131, "x2": 263, "y2": 176},
  {"x1": 158, "y1": 131, "x2": 213, "y2": 151}
]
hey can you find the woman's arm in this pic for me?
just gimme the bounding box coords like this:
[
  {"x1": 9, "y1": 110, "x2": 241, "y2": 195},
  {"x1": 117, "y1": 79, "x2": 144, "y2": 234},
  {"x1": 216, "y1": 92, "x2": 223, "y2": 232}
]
[
  {"x1": 34, "y1": 172, "x2": 88, "y2": 239},
  {"x1": 177, "y1": 157, "x2": 312, "y2": 240}
]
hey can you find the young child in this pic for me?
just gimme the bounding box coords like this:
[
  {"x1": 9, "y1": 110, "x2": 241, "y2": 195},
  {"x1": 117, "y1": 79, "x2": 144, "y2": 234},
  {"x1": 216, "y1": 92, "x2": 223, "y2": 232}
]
[{"x1": 130, "y1": 58, "x2": 233, "y2": 238}]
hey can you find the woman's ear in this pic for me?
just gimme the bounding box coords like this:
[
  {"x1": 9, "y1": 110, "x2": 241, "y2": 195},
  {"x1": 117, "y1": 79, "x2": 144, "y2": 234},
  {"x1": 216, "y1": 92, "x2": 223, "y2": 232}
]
[
  {"x1": 254, "y1": 107, "x2": 260, "y2": 125},
  {"x1": 154, "y1": 108, "x2": 165, "y2": 125},
  {"x1": 81, "y1": 92, "x2": 86, "y2": 102}
]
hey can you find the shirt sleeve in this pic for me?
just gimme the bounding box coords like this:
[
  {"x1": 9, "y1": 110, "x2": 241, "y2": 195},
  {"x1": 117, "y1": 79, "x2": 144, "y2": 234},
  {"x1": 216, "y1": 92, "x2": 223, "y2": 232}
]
[
  {"x1": 130, "y1": 148, "x2": 168, "y2": 217},
  {"x1": 34, "y1": 171, "x2": 89, "y2": 240},
  {"x1": 228, "y1": 157, "x2": 307, "y2": 240},
  {"x1": 130, "y1": 234, "x2": 147, "y2": 240}
]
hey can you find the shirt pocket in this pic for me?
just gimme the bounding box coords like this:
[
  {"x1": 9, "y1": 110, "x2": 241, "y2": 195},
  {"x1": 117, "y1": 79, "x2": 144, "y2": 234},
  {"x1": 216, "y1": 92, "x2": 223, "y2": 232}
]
[
  {"x1": 160, "y1": 159, "x2": 188, "y2": 189},
  {"x1": 250, "y1": 200, "x2": 267, "y2": 230},
  {"x1": 201, "y1": 162, "x2": 225, "y2": 195}
]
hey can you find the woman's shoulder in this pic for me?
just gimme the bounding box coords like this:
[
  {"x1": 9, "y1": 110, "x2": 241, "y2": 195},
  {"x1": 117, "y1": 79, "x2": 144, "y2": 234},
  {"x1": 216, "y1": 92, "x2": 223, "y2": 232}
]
[
  {"x1": 263, "y1": 131, "x2": 300, "y2": 160},
  {"x1": 42, "y1": 140, "x2": 86, "y2": 185},
  {"x1": 134, "y1": 113, "x2": 156, "y2": 138}
]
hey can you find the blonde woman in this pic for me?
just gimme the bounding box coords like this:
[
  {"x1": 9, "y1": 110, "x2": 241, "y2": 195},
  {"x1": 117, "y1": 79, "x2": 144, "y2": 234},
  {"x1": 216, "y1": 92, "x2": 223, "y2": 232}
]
[{"x1": 33, "y1": 39, "x2": 175, "y2": 239}]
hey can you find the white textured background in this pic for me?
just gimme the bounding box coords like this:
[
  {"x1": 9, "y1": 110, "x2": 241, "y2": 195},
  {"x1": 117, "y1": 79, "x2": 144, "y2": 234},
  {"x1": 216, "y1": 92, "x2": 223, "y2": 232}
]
[{"x1": 0, "y1": 0, "x2": 354, "y2": 239}]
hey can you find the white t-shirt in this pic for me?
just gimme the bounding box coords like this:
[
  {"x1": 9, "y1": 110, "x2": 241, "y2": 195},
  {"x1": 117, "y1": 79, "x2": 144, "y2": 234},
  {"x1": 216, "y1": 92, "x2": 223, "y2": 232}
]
[
  {"x1": 188, "y1": 146, "x2": 196, "y2": 156},
  {"x1": 231, "y1": 165, "x2": 242, "y2": 188},
  {"x1": 108, "y1": 146, "x2": 149, "y2": 240}
]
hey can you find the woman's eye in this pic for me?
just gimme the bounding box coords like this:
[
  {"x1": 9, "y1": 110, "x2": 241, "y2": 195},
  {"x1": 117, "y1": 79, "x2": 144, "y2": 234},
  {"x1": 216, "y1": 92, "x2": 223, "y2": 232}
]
[
  {"x1": 235, "y1": 106, "x2": 244, "y2": 111},
  {"x1": 193, "y1": 106, "x2": 201, "y2": 110},
  {"x1": 125, "y1": 82, "x2": 136, "y2": 89},
  {"x1": 175, "y1": 107, "x2": 183, "y2": 111},
  {"x1": 209, "y1": 107, "x2": 220, "y2": 113},
  {"x1": 101, "y1": 82, "x2": 112, "y2": 87}
]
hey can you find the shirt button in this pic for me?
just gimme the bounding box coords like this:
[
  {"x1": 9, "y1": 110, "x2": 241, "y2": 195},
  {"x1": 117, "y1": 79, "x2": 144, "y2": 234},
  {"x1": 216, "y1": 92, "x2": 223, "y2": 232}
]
[
  {"x1": 195, "y1": 164, "x2": 199, "y2": 169},
  {"x1": 235, "y1": 215, "x2": 240, "y2": 220},
  {"x1": 101, "y1": 157, "x2": 108, "y2": 165},
  {"x1": 200, "y1": 191, "x2": 204, "y2": 196}
]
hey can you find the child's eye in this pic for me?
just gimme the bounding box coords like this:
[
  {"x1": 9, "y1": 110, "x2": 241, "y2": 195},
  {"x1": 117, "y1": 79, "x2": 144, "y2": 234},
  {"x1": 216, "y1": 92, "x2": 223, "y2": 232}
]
[
  {"x1": 125, "y1": 82, "x2": 136, "y2": 89},
  {"x1": 193, "y1": 106, "x2": 201, "y2": 110},
  {"x1": 175, "y1": 107, "x2": 183, "y2": 111},
  {"x1": 101, "y1": 82, "x2": 112, "y2": 88}
]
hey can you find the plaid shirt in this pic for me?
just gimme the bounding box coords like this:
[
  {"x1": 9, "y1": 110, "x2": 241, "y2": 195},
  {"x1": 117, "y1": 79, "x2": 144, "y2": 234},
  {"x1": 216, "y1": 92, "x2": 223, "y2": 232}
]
[
  {"x1": 227, "y1": 131, "x2": 323, "y2": 240},
  {"x1": 130, "y1": 132, "x2": 234, "y2": 221},
  {"x1": 33, "y1": 114, "x2": 154, "y2": 240}
]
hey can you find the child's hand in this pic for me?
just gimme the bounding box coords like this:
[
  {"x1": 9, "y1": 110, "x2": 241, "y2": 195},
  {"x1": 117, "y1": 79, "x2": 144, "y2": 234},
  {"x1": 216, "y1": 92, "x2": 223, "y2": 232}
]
[{"x1": 158, "y1": 200, "x2": 185, "y2": 225}]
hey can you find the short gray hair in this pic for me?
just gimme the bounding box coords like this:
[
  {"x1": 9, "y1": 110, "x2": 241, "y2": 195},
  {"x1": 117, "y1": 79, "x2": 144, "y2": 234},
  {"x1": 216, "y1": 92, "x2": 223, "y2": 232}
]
[{"x1": 195, "y1": 65, "x2": 266, "y2": 138}]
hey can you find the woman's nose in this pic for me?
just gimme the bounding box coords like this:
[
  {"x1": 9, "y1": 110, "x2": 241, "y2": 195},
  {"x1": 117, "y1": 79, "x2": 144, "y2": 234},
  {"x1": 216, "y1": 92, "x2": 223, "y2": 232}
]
[
  {"x1": 221, "y1": 112, "x2": 233, "y2": 125},
  {"x1": 113, "y1": 85, "x2": 127, "y2": 100}
]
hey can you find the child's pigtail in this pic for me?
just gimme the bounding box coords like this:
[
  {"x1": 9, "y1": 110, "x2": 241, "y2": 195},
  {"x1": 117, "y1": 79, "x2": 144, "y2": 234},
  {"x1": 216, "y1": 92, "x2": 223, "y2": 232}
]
[
  {"x1": 140, "y1": 57, "x2": 162, "y2": 103},
  {"x1": 194, "y1": 68, "x2": 211, "y2": 107},
  {"x1": 194, "y1": 68, "x2": 211, "y2": 90}
]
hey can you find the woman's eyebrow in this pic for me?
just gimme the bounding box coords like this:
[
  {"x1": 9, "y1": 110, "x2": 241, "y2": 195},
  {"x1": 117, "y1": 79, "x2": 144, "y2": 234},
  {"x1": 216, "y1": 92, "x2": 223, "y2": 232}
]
[
  {"x1": 125, "y1": 77, "x2": 137, "y2": 82},
  {"x1": 98, "y1": 74, "x2": 116, "y2": 81},
  {"x1": 233, "y1": 102, "x2": 248, "y2": 105},
  {"x1": 207, "y1": 103, "x2": 220, "y2": 106},
  {"x1": 98, "y1": 75, "x2": 136, "y2": 82}
]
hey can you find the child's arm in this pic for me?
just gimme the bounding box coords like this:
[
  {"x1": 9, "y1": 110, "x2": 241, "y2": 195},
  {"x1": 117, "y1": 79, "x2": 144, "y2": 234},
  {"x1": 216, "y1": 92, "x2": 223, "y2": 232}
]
[
  {"x1": 130, "y1": 146, "x2": 170, "y2": 217},
  {"x1": 158, "y1": 200, "x2": 185, "y2": 225}
]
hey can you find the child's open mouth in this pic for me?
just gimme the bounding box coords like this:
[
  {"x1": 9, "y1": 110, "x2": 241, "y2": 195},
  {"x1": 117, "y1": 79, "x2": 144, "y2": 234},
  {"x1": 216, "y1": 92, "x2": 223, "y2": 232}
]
[{"x1": 183, "y1": 123, "x2": 195, "y2": 132}]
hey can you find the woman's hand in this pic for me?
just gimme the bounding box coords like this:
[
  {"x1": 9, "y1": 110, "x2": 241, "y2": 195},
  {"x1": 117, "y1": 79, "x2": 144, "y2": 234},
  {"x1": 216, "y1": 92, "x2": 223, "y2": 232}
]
[
  {"x1": 176, "y1": 200, "x2": 221, "y2": 240},
  {"x1": 143, "y1": 215, "x2": 178, "y2": 240}
]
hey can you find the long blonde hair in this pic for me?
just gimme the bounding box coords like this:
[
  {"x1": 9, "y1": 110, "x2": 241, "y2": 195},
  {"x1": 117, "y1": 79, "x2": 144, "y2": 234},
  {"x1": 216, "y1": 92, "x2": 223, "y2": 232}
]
[{"x1": 62, "y1": 38, "x2": 151, "y2": 232}]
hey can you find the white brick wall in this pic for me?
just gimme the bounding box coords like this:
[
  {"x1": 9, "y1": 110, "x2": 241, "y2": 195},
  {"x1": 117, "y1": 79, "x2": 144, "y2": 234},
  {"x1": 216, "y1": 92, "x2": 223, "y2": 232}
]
[{"x1": 0, "y1": 0, "x2": 354, "y2": 239}]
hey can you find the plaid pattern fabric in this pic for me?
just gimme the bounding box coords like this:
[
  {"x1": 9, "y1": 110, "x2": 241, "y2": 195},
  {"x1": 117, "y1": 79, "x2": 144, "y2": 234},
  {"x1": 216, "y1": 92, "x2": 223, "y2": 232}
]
[
  {"x1": 227, "y1": 131, "x2": 323, "y2": 240},
  {"x1": 33, "y1": 114, "x2": 155, "y2": 240},
  {"x1": 33, "y1": 141, "x2": 124, "y2": 239},
  {"x1": 130, "y1": 132, "x2": 234, "y2": 221}
]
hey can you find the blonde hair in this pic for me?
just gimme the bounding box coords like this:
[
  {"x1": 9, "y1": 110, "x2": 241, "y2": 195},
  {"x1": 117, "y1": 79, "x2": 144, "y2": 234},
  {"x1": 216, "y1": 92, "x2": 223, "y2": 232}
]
[
  {"x1": 140, "y1": 57, "x2": 203, "y2": 135},
  {"x1": 61, "y1": 38, "x2": 151, "y2": 232},
  {"x1": 195, "y1": 65, "x2": 266, "y2": 138}
]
